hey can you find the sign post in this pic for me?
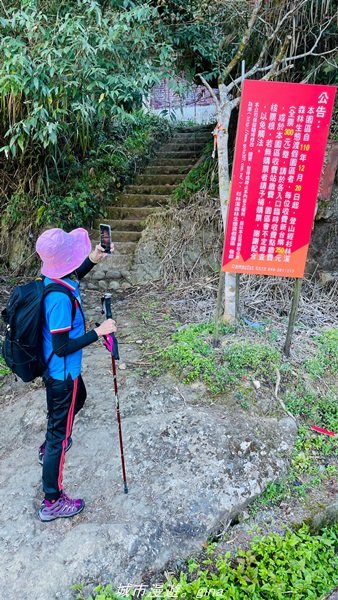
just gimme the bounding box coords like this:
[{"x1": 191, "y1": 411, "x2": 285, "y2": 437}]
[
  {"x1": 283, "y1": 278, "x2": 302, "y2": 357},
  {"x1": 222, "y1": 80, "x2": 336, "y2": 353}
]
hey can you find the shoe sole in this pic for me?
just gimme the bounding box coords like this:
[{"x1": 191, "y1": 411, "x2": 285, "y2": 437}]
[{"x1": 38, "y1": 503, "x2": 85, "y2": 522}]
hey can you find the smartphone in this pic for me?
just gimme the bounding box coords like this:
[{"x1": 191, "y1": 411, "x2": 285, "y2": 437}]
[{"x1": 99, "y1": 223, "x2": 112, "y2": 254}]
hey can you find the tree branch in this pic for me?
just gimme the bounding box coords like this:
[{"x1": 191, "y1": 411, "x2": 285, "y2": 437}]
[
  {"x1": 227, "y1": 0, "x2": 309, "y2": 93},
  {"x1": 228, "y1": 13, "x2": 336, "y2": 92},
  {"x1": 228, "y1": 5, "x2": 336, "y2": 93},
  {"x1": 231, "y1": 97, "x2": 241, "y2": 109},
  {"x1": 282, "y1": 16, "x2": 336, "y2": 63},
  {"x1": 311, "y1": 48, "x2": 338, "y2": 56},
  {"x1": 257, "y1": 0, "x2": 309, "y2": 41},
  {"x1": 220, "y1": 0, "x2": 263, "y2": 82},
  {"x1": 263, "y1": 35, "x2": 291, "y2": 80},
  {"x1": 227, "y1": 32, "x2": 270, "y2": 93},
  {"x1": 197, "y1": 74, "x2": 220, "y2": 108},
  {"x1": 0, "y1": 0, "x2": 9, "y2": 16}
]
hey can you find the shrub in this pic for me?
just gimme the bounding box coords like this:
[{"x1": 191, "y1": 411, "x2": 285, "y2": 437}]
[{"x1": 145, "y1": 524, "x2": 338, "y2": 599}]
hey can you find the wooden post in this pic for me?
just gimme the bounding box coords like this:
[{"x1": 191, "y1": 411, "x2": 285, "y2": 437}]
[
  {"x1": 213, "y1": 269, "x2": 225, "y2": 347},
  {"x1": 283, "y1": 278, "x2": 303, "y2": 357},
  {"x1": 234, "y1": 61, "x2": 245, "y2": 329},
  {"x1": 235, "y1": 273, "x2": 240, "y2": 328}
]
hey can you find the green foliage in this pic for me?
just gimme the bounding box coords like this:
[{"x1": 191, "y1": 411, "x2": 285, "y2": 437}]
[
  {"x1": 87, "y1": 110, "x2": 171, "y2": 178},
  {"x1": 0, "y1": 1, "x2": 172, "y2": 161},
  {"x1": 251, "y1": 385, "x2": 338, "y2": 512},
  {"x1": 251, "y1": 476, "x2": 305, "y2": 513},
  {"x1": 154, "y1": 0, "x2": 338, "y2": 87},
  {"x1": 0, "y1": 354, "x2": 11, "y2": 379},
  {"x1": 305, "y1": 329, "x2": 338, "y2": 378},
  {"x1": 0, "y1": 0, "x2": 174, "y2": 220},
  {"x1": 173, "y1": 144, "x2": 218, "y2": 203},
  {"x1": 159, "y1": 323, "x2": 281, "y2": 394},
  {"x1": 73, "y1": 582, "x2": 131, "y2": 600},
  {"x1": 285, "y1": 388, "x2": 337, "y2": 435},
  {"x1": 283, "y1": 338, "x2": 338, "y2": 462},
  {"x1": 3, "y1": 191, "x2": 34, "y2": 226},
  {"x1": 159, "y1": 323, "x2": 232, "y2": 393},
  {"x1": 140, "y1": 524, "x2": 338, "y2": 600},
  {"x1": 155, "y1": 319, "x2": 336, "y2": 514},
  {"x1": 37, "y1": 192, "x2": 98, "y2": 230},
  {"x1": 223, "y1": 341, "x2": 280, "y2": 380},
  {"x1": 3, "y1": 110, "x2": 170, "y2": 230}
]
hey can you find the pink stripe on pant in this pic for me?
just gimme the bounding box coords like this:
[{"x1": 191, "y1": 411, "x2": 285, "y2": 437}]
[{"x1": 57, "y1": 377, "x2": 78, "y2": 491}]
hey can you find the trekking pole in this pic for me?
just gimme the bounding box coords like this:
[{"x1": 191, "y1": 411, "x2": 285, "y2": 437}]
[{"x1": 101, "y1": 292, "x2": 128, "y2": 494}]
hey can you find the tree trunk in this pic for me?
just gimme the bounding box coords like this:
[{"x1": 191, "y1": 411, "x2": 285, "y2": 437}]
[{"x1": 216, "y1": 95, "x2": 237, "y2": 324}]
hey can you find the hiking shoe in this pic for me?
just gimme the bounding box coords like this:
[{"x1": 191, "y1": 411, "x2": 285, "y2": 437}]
[
  {"x1": 38, "y1": 437, "x2": 73, "y2": 466},
  {"x1": 38, "y1": 492, "x2": 85, "y2": 522}
]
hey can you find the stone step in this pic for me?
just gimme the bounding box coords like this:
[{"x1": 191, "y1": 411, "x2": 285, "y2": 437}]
[
  {"x1": 163, "y1": 142, "x2": 207, "y2": 152},
  {"x1": 176, "y1": 126, "x2": 213, "y2": 133},
  {"x1": 109, "y1": 230, "x2": 142, "y2": 242},
  {"x1": 144, "y1": 165, "x2": 193, "y2": 175},
  {"x1": 89, "y1": 234, "x2": 137, "y2": 254},
  {"x1": 151, "y1": 157, "x2": 195, "y2": 166},
  {"x1": 170, "y1": 138, "x2": 210, "y2": 147},
  {"x1": 105, "y1": 206, "x2": 160, "y2": 219},
  {"x1": 113, "y1": 194, "x2": 170, "y2": 207},
  {"x1": 135, "y1": 174, "x2": 186, "y2": 185},
  {"x1": 184, "y1": 124, "x2": 213, "y2": 128},
  {"x1": 85, "y1": 268, "x2": 126, "y2": 282},
  {"x1": 93, "y1": 218, "x2": 143, "y2": 232},
  {"x1": 86, "y1": 258, "x2": 133, "y2": 273},
  {"x1": 156, "y1": 150, "x2": 200, "y2": 158},
  {"x1": 125, "y1": 184, "x2": 176, "y2": 195},
  {"x1": 113, "y1": 240, "x2": 138, "y2": 253},
  {"x1": 108, "y1": 257, "x2": 133, "y2": 268},
  {"x1": 172, "y1": 133, "x2": 211, "y2": 141}
]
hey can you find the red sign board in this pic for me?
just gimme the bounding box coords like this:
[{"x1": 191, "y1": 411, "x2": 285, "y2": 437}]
[{"x1": 222, "y1": 80, "x2": 336, "y2": 278}]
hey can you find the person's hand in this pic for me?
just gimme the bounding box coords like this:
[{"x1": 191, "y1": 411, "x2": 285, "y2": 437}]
[
  {"x1": 89, "y1": 243, "x2": 114, "y2": 264},
  {"x1": 102, "y1": 334, "x2": 113, "y2": 353},
  {"x1": 94, "y1": 319, "x2": 117, "y2": 337}
]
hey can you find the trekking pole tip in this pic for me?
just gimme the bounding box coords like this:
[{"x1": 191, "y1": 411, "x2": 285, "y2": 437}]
[{"x1": 124, "y1": 483, "x2": 128, "y2": 494}]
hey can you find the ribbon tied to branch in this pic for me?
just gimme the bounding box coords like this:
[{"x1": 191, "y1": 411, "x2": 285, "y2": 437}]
[{"x1": 212, "y1": 122, "x2": 226, "y2": 159}]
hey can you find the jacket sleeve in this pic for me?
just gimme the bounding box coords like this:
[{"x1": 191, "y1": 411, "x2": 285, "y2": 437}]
[
  {"x1": 75, "y1": 257, "x2": 96, "y2": 280},
  {"x1": 52, "y1": 329, "x2": 98, "y2": 357}
]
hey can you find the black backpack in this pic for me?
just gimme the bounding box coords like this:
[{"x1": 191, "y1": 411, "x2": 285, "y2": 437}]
[{"x1": 1, "y1": 277, "x2": 76, "y2": 382}]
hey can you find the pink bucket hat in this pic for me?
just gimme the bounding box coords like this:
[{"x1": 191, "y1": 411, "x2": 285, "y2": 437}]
[{"x1": 36, "y1": 228, "x2": 92, "y2": 279}]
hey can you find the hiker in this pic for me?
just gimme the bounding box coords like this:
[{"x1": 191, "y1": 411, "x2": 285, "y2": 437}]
[{"x1": 35, "y1": 227, "x2": 116, "y2": 522}]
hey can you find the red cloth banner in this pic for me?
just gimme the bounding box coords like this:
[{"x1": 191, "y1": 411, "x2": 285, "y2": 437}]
[{"x1": 222, "y1": 80, "x2": 336, "y2": 278}]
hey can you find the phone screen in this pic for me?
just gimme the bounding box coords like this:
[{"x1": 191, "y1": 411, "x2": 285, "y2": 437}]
[{"x1": 100, "y1": 224, "x2": 111, "y2": 254}]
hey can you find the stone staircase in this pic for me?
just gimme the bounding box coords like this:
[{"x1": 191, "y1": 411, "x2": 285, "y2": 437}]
[{"x1": 83, "y1": 125, "x2": 212, "y2": 292}]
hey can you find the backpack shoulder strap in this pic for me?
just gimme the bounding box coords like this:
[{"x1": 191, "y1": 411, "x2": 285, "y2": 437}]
[
  {"x1": 41, "y1": 282, "x2": 81, "y2": 373},
  {"x1": 43, "y1": 283, "x2": 77, "y2": 321}
]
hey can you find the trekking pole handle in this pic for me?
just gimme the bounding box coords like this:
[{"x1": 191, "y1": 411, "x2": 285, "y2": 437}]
[
  {"x1": 100, "y1": 293, "x2": 120, "y2": 360},
  {"x1": 101, "y1": 293, "x2": 112, "y2": 319}
]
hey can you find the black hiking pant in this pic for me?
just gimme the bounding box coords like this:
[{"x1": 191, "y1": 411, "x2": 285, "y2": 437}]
[{"x1": 42, "y1": 374, "x2": 86, "y2": 500}]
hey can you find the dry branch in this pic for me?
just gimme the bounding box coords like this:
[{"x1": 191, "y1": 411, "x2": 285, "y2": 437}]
[{"x1": 221, "y1": 0, "x2": 263, "y2": 81}]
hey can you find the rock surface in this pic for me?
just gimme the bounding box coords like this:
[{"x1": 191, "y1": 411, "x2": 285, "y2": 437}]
[
  {"x1": 325, "y1": 589, "x2": 338, "y2": 600},
  {"x1": 0, "y1": 290, "x2": 299, "y2": 600}
]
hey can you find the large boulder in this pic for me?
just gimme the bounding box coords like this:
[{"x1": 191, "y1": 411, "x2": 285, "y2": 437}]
[{"x1": 0, "y1": 342, "x2": 297, "y2": 600}]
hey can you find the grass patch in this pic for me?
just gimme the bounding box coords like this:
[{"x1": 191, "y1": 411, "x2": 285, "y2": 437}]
[
  {"x1": 0, "y1": 354, "x2": 11, "y2": 379},
  {"x1": 160, "y1": 524, "x2": 338, "y2": 600},
  {"x1": 305, "y1": 329, "x2": 338, "y2": 379},
  {"x1": 158, "y1": 322, "x2": 281, "y2": 394},
  {"x1": 172, "y1": 143, "x2": 218, "y2": 204},
  {"x1": 156, "y1": 320, "x2": 337, "y2": 511},
  {"x1": 78, "y1": 524, "x2": 338, "y2": 599}
]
